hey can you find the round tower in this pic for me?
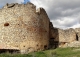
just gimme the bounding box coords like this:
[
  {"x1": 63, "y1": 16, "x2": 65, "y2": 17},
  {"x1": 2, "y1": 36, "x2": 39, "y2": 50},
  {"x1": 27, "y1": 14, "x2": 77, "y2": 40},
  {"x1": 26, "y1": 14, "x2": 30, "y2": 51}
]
[{"x1": 0, "y1": 3, "x2": 50, "y2": 53}]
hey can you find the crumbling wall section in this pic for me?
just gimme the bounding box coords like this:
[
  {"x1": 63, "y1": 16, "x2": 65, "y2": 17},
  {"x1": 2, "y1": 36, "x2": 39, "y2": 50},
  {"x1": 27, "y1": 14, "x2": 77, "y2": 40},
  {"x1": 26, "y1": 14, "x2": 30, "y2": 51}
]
[
  {"x1": 75, "y1": 28, "x2": 80, "y2": 41},
  {"x1": 58, "y1": 28, "x2": 76, "y2": 42},
  {"x1": 58, "y1": 28, "x2": 76, "y2": 47},
  {"x1": 49, "y1": 22, "x2": 59, "y2": 48},
  {"x1": 0, "y1": 3, "x2": 49, "y2": 54}
]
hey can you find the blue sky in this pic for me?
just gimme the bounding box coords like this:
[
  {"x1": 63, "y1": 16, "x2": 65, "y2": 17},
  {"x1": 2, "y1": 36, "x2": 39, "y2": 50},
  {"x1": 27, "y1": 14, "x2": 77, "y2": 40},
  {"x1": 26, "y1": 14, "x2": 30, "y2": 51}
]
[
  {"x1": 0, "y1": 0, "x2": 80, "y2": 29},
  {"x1": 23, "y1": 0, "x2": 30, "y2": 4}
]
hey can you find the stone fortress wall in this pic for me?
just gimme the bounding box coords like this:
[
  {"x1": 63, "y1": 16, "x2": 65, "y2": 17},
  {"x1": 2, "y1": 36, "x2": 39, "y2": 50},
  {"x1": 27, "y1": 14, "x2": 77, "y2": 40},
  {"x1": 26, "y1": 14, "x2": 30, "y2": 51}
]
[
  {"x1": 0, "y1": 3, "x2": 50, "y2": 54},
  {"x1": 0, "y1": 2, "x2": 80, "y2": 54},
  {"x1": 50, "y1": 23, "x2": 80, "y2": 48}
]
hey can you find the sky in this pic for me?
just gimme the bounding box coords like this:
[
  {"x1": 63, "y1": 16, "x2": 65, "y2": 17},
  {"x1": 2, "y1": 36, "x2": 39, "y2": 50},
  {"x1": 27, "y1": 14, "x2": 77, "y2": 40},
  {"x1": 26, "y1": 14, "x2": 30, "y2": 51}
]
[{"x1": 0, "y1": 0, "x2": 80, "y2": 29}]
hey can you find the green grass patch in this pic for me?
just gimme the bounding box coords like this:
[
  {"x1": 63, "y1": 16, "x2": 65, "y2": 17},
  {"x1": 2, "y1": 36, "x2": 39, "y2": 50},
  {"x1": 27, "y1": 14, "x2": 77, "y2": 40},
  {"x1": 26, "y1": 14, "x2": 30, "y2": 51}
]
[
  {"x1": 44, "y1": 47, "x2": 80, "y2": 57},
  {"x1": 0, "y1": 47, "x2": 80, "y2": 57}
]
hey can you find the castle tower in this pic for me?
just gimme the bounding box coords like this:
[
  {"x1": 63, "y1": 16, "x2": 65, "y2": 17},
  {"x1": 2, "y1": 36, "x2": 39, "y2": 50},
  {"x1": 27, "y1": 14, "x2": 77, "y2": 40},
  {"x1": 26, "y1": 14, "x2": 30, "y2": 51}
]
[{"x1": 0, "y1": 3, "x2": 50, "y2": 53}]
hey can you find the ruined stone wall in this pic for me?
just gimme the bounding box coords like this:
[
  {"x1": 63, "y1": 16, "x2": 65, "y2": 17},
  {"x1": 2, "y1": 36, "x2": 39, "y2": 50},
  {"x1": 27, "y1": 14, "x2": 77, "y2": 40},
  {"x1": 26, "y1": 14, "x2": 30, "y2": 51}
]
[
  {"x1": 50, "y1": 25, "x2": 80, "y2": 48},
  {"x1": 0, "y1": 3, "x2": 50, "y2": 53},
  {"x1": 74, "y1": 28, "x2": 80, "y2": 41},
  {"x1": 1, "y1": 2, "x2": 80, "y2": 53},
  {"x1": 57, "y1": 28, "x2": 78, "y2": 47},
  {"x1": 58, "y1": 28, "x2": 76, "y2": 43},
  {"x1": 49, "y1": 28, "x2": 76, "y2": 47},
  {"x1": 49, "y1": 22, "x2": 59, "y2": 48},
  {"x1": 49, "y1": 22, "x2": 58, "y2": 40}
]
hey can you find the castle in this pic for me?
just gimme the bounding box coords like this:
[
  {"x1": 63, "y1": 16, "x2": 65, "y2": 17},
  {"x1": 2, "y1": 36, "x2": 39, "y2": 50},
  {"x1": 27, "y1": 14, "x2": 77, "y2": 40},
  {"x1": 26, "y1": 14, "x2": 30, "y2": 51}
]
[{"x1": 0, "y1": 2, "x2": 80, "y2": 54}]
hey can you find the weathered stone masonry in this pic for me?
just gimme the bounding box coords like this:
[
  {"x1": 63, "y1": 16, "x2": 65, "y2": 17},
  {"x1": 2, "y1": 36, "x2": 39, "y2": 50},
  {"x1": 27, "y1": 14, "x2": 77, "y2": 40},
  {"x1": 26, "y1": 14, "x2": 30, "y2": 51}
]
[
  {"x1": 50, "y1": 25, "x2": 80, "y2": 48},
  {"x1": 0, "y1": 2, "x2": 80, "y2": 54},
  {"x1": 0, "y1": 3, "x2": 50, "y2": 54}
]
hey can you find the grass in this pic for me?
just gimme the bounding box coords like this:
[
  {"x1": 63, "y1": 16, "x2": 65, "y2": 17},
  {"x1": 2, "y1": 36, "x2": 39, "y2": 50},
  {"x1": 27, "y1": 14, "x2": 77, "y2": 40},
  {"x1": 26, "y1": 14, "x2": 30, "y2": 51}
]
[
  {"x1": 0, "y1": 53, "x2": 32, "y2": 57},
  {"x1": 44, "y1": 47, "x2": 80, "y2": 57},
  {"x1": 0, "y1": 47, "x2": 80, "y2": 57}
]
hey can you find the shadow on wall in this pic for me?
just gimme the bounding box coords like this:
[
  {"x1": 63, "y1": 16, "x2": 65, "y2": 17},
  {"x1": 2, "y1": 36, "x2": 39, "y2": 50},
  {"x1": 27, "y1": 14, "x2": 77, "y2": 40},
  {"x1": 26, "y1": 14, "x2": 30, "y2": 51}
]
[
  {"x1": 49, "y1": 22, "x2": 59, "y2": 49},
  {"x1": 0, "y1": 49, "x2": 20, "y2": 54},
  {"x1": 76, "y1": 34, "x2": 79, "y2": 41}
]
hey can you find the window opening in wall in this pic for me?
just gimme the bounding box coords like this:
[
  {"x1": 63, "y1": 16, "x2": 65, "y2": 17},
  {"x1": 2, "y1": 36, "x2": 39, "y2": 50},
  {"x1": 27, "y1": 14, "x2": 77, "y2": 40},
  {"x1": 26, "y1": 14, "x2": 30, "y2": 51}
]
[
  {"x1": 4, "y1": 23, "x2": 9, "y2": 26},
  {"x1": 76, "y1": 34, "x2": 79, "y2": 41},
  {"x1": 44, "y1": 45, "x2": 47, "y2": 49},
  {"x1": 23, "y1": 46, "x2": 25, "y2": 47}
]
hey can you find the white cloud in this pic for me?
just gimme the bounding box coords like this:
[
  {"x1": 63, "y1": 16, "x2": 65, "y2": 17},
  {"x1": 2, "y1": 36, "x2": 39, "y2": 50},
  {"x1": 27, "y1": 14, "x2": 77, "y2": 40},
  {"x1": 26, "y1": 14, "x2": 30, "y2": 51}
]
[
  {"x1": 0, "y1": 0, "x2": 80, "y2": 29},
  {"x1": 69, "y1": 23, "x2": 80, "y2": 29},
  {"x1": 51, "y1": 16, "x2": 79, "y2": 29},
  {"x1": 30, "y1": 0, "x2": 80, "y2": 29}
]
